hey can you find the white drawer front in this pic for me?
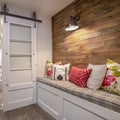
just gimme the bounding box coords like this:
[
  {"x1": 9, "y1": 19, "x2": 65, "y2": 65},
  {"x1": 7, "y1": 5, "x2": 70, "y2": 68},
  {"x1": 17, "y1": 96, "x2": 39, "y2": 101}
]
[{"x1": 63, "y1": 99, "x2": 104, "y2": 120}]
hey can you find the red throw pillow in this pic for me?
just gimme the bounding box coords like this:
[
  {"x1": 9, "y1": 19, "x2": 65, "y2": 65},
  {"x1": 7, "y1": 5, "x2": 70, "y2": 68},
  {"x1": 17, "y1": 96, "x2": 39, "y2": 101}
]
[{"x1": 69, "y1": 66, "x2": 92, "y2": 87}]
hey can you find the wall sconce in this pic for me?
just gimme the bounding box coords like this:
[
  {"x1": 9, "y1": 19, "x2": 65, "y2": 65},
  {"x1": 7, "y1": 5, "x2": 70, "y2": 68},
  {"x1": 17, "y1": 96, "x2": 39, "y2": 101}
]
[{"x1": 65, "y1": 16, "x2": 80, "y2": 31}]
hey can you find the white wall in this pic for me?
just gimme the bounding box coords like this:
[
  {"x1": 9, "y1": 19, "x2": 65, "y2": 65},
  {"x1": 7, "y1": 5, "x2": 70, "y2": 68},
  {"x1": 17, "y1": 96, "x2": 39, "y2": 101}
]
[
  {"x1": 0, "y1": 5, "x2": 52, "y2": 77},
  {"x1": 37, "y1": 14, "x2": 52, "y2": 77},
  {"x1": 0, "y1": 49, "x2": 1, "y2": 67}
]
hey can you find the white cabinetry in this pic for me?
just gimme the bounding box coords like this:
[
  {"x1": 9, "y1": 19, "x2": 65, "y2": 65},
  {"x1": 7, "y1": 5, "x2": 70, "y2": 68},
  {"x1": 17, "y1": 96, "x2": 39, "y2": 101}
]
[
  {"x1": 38, "y1": 83, "x2": 60, "y2": 119},
  {"x1": 37, "y1": 82, "x2": 120, "y2": 120}
]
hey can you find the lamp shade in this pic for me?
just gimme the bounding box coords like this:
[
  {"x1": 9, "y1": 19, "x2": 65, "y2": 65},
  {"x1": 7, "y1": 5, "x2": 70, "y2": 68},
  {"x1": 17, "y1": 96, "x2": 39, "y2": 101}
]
[{"x1": 65, "y1": 16, "x2": 80, "y2": 31}]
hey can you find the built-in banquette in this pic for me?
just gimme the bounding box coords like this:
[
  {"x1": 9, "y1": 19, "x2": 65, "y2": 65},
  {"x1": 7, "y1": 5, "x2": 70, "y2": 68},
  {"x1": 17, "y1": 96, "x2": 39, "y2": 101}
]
[{"x1": 37, "y1": 78, "x2": 120, "y2": 120}]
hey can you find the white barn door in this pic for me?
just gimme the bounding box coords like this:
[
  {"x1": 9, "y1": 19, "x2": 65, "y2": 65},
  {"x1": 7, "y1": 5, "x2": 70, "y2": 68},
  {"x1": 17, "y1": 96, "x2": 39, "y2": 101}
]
[{"x1": 2, "y1": 16, "x2": 37, "y2": 111}]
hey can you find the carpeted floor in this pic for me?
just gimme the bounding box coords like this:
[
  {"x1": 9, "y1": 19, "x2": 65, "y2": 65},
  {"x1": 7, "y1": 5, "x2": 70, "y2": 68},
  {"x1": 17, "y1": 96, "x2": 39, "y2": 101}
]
[{"x1": 0, "y1": 104, "x2": 55, "y2": 120}]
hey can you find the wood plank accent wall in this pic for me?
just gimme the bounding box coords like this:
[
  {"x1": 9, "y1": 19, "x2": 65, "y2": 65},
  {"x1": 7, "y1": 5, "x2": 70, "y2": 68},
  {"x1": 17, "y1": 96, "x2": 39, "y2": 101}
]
[{"x1": 52, "y1": 0, "x2": 120, "y2": 68}]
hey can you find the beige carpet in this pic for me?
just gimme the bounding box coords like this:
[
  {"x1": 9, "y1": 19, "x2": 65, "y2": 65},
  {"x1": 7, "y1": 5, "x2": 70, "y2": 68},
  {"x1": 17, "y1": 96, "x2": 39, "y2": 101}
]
[{"x1": 0, "y1": 104, "x2": 55, "y2": 120}]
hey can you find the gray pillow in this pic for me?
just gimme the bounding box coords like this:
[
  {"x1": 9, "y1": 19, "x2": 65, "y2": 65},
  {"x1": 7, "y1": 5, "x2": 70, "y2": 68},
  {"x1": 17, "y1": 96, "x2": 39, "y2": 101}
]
[{"x1": 87, "y1": 64, "x2": 107, "y2": 90}]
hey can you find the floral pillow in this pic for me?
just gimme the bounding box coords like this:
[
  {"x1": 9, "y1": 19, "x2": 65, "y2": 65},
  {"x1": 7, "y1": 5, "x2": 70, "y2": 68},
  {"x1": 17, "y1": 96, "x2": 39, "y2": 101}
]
[
  {"x1": 44, "y1": 60, "x2": 61, "y2": 79},
  {"x1": 102, "y1": 59, "x2": 120, "y2": 95}
]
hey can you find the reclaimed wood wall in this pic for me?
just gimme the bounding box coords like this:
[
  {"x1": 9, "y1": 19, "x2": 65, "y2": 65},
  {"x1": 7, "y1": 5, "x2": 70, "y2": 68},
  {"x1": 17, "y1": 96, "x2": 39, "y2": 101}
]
[{"x1": 52, "y1": 0, "x2": 120, "y2": 68}]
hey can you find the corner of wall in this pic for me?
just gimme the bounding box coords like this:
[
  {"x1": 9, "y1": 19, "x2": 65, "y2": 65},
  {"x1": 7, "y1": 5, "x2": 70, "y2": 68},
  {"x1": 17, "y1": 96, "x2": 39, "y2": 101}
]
[{"x1": 37, "y1": 14, "x2": 52, "y2": 77}]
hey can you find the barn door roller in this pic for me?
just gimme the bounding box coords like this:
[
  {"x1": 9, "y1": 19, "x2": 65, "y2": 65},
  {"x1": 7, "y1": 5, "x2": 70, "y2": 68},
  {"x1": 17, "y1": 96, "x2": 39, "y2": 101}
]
[{"x1": 0, "y1": 4, "x2": 42, "y2": 25}]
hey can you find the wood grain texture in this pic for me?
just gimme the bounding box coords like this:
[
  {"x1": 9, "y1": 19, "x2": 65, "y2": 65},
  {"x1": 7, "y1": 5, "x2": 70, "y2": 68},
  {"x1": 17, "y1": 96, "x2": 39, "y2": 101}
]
[{"x1": 52, "y1": 0, "x2": 120, "y2": 68}]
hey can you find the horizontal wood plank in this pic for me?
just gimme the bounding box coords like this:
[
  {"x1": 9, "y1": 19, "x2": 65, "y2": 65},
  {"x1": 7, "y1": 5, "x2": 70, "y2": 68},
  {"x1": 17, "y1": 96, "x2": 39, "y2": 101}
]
[{"x1": 52, "y1": 0, "x2": 120, "y2": 68}]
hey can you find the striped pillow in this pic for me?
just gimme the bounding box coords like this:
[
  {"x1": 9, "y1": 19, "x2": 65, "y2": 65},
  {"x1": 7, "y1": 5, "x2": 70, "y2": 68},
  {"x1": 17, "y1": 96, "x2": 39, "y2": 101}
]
[
  {"x1": 52, "y1": 63, "x2": 70, "y2": 80},
  {"x1": 69, "y1": 66, "x2": 92, "y2": 87}
]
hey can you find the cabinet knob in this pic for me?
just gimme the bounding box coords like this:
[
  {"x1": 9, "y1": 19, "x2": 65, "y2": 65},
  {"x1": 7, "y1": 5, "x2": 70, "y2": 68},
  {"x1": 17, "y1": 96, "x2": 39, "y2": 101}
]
[{"x1": 5, "y1": 53, "x2": 8, "y2": 55}]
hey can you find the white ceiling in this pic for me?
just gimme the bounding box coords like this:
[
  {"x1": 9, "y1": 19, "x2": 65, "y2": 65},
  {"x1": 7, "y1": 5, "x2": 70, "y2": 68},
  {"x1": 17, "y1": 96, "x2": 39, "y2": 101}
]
[{"x1": 0, "y1": 0, "x2": 74, "y2": 17}]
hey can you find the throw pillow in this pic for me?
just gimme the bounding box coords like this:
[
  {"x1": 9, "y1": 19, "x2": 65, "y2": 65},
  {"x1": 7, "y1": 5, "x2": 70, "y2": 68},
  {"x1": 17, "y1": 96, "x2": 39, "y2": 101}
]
[
  {"x1": 69, "y1": 66, "x2": 92, "y2": 88},
  {"x1": 52, "y1": 63, "x2": 70, "y2": 80},
  {"x1": 44, "y1": 60, "x2": 61, "y2": 79},
  {"x1": 102, "y1": 59, "x2": 120, "y2": 95},
  {"x1": 87, "y1": 64, "x2": 107, "y2": 90}
]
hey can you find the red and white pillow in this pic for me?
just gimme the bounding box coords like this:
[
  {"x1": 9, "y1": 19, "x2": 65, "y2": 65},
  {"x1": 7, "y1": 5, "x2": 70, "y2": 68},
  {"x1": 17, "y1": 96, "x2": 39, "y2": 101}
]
[{"x1": 69, "y1": 66, "x2": 92, "y2": 87}]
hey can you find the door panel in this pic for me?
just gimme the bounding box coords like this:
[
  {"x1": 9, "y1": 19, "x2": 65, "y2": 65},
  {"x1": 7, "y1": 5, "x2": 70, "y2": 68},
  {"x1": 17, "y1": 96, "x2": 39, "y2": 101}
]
[
  {"x1": 10, "y1": 42, "x2": 31, "y2": 55},
  {"x1": 2, "y1": 16, "x2": 36, "y2": 111},
  {"x1": 9, "y1": 70, "x2": 32, "y2": 84},
  {"x1": 10, "y1": 57, "x2": 32, "y2": 70},
  {"x1": 8, "y1": 88, "x2": 34, "y2": 102},
  {"x1": 10, "y1": 24, "x2": 31, "y2": 41}
]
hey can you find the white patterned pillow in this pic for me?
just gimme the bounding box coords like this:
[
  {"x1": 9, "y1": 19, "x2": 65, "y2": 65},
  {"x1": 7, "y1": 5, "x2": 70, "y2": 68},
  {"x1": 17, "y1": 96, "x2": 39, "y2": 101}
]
[
  {"x1": 87, "y1": 64, "x2": 107, "y2": 90},
  {"x1": 52, "y1": 63, "x2": 70, "y2": 80}
]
